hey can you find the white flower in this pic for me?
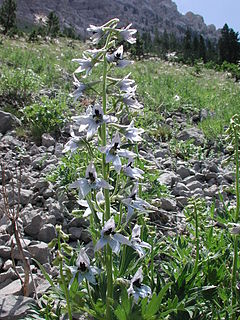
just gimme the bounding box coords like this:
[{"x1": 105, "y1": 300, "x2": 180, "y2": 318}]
[
  {"x1": 120, "y1": 121, "x2": 144, "y2": 143},
  {"x1": 99, "y1": 133, "x2": 136, "y2": 173},
  {"x1": 118, "y1": 74, "x2": 136, "y2": 92},
  {"x1": 122, "y1": 184, "x2": 155, "y2": 222},
  {"x1": 123, "y1": 158, "x2": 144, "y2": 180},
  {"x1": 70, "y1": 74, "x2": 100, "y2": 101},
  {"x1": 87, "y1": 24, "x2": 104, "y2": 44},
  {"x1": 69, "y1": 249, "x2": 99, "y2": 286},
  {"x1": 122, "y1": 92, "x2": 143, "y2": 109},
  {"x1": 130, "y1": 224, "x2": 151, "y2": 257},
  {"x1": 72, "y1": 55, "x2": 93, "y2": 76},
  {"x1": 127, "y1": 267, "x2": 151, "y2": 302},
  {"x1": 63, "y1": 126, "x2": 85, "y2": 153},
  {"x1": 95, "y1": 217, "x2": 130, "y2": 254},
  {"x1": 73, "y1": 104, "x2": 117, "y2": 140},
  {"x1": 118, "y1": 24, "x2": 137, "y2": 44},
  {"x1": 70, "y1": 162, "x2": 113, "y2": 199},
  {"x1": 106, "y1": 45, "x2": 133, "y2": 68}
]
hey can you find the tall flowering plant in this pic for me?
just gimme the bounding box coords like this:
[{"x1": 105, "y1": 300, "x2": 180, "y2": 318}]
[{"x1": 53, "y1": 19, "x2": 158, "y2": 320}]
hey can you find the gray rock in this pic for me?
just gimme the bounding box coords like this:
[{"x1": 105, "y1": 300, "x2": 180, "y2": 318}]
[
  {"x1": 149, "y1": 209, "x2": 170, "y2": 224},
  {"x1": 69, "y1": 227, "x2": 83, "y2": 240},
  {"x1": 21, "y1": 155, "x2": 31, "y2": 165},
  {"x1": 0, "y1": 268, "x2": 18, "y2": 283},
  {"x1": 208, "y1": 162, "x2": 219, "y2": 173},
  {"x1": 177, "y1": 127, "x2": 205, "y2": 146},
  {"x1": 67, "y1": 217, "x2": 90, "y2": 228},
  {"x1": 205, "y1": 172, "x2": 217, "y2": 182},
  {"x1": 204, "y1": 185, "x2": 218, "y2": 197},
  {"x1": 176, "y1": 166, "x2": 192, "y2": 179},
  {"x1": 34, "y1": 178, "x2": 49, "y2": 191},
  {"x1": 80, "y1": 230, "x2": 92, "y2": 243},
  {"x1": 157, "y1": 171, "x2": 180, "y2": 187},
  {"x1": 172, "y1": 183, "x2": 190, "y2": 197},
  {"x1": 223, "y1": 172, "x2": 235, "y2": 183},
  {"x1": 38, "y1": 224, "x2": 57, "y2": 243},
  {"x1": 160, "y1": 198, "x2": 177, "y2": 211},
  {"x1": 29, "y1": 144, "x2": 40, "y2": 156},
  {"x1": 154, "y1": 149, "x2": 170, "y2": 159},
  {"x1": 195, "y1": 173, "x2": 205, "y2": 182},
  {"x1": 8, "y1": 189, "x2": 33, "y2": 206},
  {"x1": 0, "y1": 111, "x2": 21, "y2": 134},
  {"x1": 1, "y1": 135, "x2": 22, "y2": 147},
  {"x1": 0, "y1": 294, "x2": 36, "y2": 320},
  {"x1": 0, "y1": 246, "x2": 11, "y2": 259},
  {"x1": 54, "y1": 143, "x2": 63, "y2": 157},
  {"x1": 32, "y1": 156, "x2": 47, "y2": 170},
  {"x1": 0, "y1": 275, "x2": 39, "y2": 296},
  {"x1": 2, "y1": 260, "x2": 13, "y2": 271},
  {"x1": 191, "y1": 188, "x2": 204, "y2": 196},
  {"x1": 28, "y1": 241, "x2": 51, "y2": 264},
  {"x1": 183, "y1": 176, "x2": 197, "y2": 185},
  {"x1": 42, "y1": 188, "x2": 54, "y2": 199},
  {"x1": 186, "y1": 181, "x2": 204, "y2": 191},
  {"x1": 42, "y1": 133, "x2": 55, "y2": 147},
  {"x1": 24, "y1": 212, "x2": 44, "y2": 236},
  {"x1": 45, "y1": 200, "x2": 65, "y2": 222},
  {"x1": 176, "y1": 196, "x2": 189, "y2": 208}
]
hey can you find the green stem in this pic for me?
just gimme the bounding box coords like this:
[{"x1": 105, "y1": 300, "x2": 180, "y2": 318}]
[
  {"x1": 193, "y1": 204, "x2": 199, "y2": 274},
  {"x1": 150, "y1": 237, "x2": 154, "y2": 289},
  {"x1": 234, "y1": 128, "x2": 240, "y2": 222},
  {"x1": 231, "y1": 128, "x2": 240, "y2": 319},
  {"x1": 86, "y1": 280, "x2": 95, "y2": 308},
  {"x1": 101, "y1": 50, "x2": 113, "y2": 320},
  {"x1": 57, "y1": 234, "x2": 72, "y2": 320}
]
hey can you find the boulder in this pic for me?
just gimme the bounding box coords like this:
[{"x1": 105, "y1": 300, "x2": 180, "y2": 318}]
[
  {"x1": 0, "y1": 295, "x2": 36, "y2": 320},
  {"x1": 0, "y1": 111, "x2": 21, "y2": 134},
  {"x1": 177, "y1": 127, "x2": 205, "y2": 146}
]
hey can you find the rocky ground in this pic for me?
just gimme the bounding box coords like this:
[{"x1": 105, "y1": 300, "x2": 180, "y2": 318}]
[{"x1": 0, "y1": 108, "x2": 235, "y2": 319}]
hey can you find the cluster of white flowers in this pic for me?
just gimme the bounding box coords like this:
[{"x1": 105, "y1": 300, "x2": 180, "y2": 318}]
[{"x1": 64, "y1": 18, "x2": 155, "y2": 306}]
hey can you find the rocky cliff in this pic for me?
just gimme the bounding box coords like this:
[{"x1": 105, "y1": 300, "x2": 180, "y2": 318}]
[{"x1": 0, "y1": 0, "x2": 220, "y2": 40}]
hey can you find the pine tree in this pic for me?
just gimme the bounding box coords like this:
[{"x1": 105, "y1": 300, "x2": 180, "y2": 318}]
[
  {"x1": 47, "y1": 11, "x2": 60, "y2": 37},
  {"x1": 0, "y1": 0, "x2": 17, "y2": 34},
  {"x1": 183, "y1": 29, "x2": 193, "y2": 62},
  {"x1": 199, "y1": 35, "x2": 206, "y2": 62},
  {"x1": 161, "y1": 29, "x2": 169, "y2": 53},
  {"x1": 218, "y1": 23, "x2": 240, "y2": 64},
  {"x1": 193, "y1": 35, "x2": 199, "y2": 60}
]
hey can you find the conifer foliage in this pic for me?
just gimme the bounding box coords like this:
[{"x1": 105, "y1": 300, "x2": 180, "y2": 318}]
[
  {"x1": 0, "y1": 0, "x2": 17, "y2": 34},
  {"x1": 218, "y1": 23, "x2": 240, "y2": 64}
]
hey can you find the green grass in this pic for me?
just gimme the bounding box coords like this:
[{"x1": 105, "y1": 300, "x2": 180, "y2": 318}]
[{"x1": 1, "y1": 37, "x2": 240, "y2": 139}]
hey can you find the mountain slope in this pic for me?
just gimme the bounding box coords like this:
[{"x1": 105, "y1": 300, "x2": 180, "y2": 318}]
[{"x1": 0, "y1": 0, "x2": 220, "y2": 40}]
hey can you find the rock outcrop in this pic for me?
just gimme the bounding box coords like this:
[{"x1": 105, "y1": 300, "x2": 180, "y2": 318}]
[{"x1": 0, "y1": 0, "x2": 220, "y2": 41}]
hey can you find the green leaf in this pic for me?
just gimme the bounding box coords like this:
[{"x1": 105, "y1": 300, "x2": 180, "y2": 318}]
[{"x1": 32, "y1": 258, "x2": 56, "y2": 289}]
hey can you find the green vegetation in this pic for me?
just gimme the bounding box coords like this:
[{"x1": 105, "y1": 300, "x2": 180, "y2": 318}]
[
  {"x1": 1, "y1": 17, "x2": 240, "y2": 320},
  {"x1": 1, "y1": 37, "x2": 240, "y2": 140},
  {"x1": 0, "y1": 0, "x2": 17, "y2": 34},
  {"x1": 23, "y1": 95, "x2": 70, "y2": 140}
]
